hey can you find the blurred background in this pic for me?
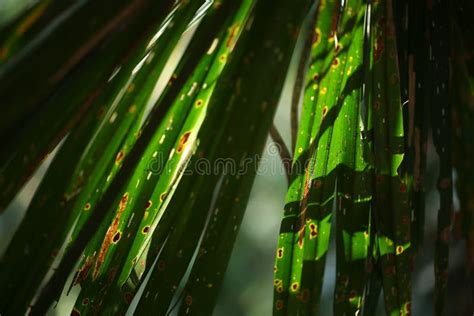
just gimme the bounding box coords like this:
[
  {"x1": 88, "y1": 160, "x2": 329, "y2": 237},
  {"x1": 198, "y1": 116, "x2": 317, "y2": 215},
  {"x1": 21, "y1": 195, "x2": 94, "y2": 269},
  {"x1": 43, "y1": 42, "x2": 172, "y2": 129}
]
[{"x1": 0, "y1": 1, "x2": 472, "y2": 315}]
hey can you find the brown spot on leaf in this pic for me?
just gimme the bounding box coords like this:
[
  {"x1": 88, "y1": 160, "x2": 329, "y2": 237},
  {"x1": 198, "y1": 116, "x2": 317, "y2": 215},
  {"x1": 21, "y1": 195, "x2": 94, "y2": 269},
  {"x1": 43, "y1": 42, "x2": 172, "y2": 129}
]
[
  {"x1": 226, "y1": 24, "x2": 240, "y2": 48},
  {"x1": 177, "y1": 132, "x2": 191, "y2": 153},
  {"x1": 309, "y1": 223, "x2": 318, "y2": 238},
  {"x1": 291, "y1": 282, "x2": 299, "y2": 292},
  {"x1": 396, "y1": 246, "x2": 404, "y2": 255},
  {"x1": 75, "y1": 256, "x2": 94, "y2": 284},
  {"x1": 400, "y1": 183, "x2": 407, "y2": 193},
  {"x1": 300, "y1": 289, "x2": 310, "y2": 302},
  {"x1": 276, "y1": 247, "x2": 284, "y2": 259},
  {"x1": 160, "y1": 192, "x2": 167, "y2": 202},
  {"x1": 94, "y1": 193, "x2": 129, "y2": 278},
  {"x1": 124, "y1": 292, "x2": 134, "y2": 304},
  {"x1": 297, "y1": 226, "x2": 305, "y2": 248},
  {"x1": 145, "y1": 200, "x2": 152, "y2": 210},
  {"x1": 313, "y1": 28, "x2": 321, "y2": 46},
  {"x1": 374, "y1": 35, "x2": 384, "y2": 61},
  {"x1": 115, "y1": 151, "x2": 125, "y2": 164},
  {"x1": 322, "y1": 106, "x2": 328, "y2": 117},
  {"x1": 112, "y1": 231, "x2": 121, "y2": 243},
  {"x1": 349, "y1": 290, "x2": 356, "y2": 299},
  {"x1": 275, "y1": 300, "x2": 284, "y2": 310}
]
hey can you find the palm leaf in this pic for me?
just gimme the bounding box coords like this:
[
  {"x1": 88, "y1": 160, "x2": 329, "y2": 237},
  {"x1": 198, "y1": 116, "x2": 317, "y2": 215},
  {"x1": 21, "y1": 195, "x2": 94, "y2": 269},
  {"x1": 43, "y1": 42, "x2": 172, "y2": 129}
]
[
  {"x1": 0, "y1": 0, "x2": 177, "y2": 212},
  {"x1": 274, "y1": 1, "x2": 413, "y2": 315},
  {"x1": 0, "y1": 3, "x2": 178, "y2": 314}
]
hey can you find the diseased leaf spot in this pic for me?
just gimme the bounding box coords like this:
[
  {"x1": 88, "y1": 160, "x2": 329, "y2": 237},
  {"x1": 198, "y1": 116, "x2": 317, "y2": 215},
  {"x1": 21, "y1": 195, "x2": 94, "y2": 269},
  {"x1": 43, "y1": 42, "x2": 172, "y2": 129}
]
[
  {"x1": 297, "y1": 226, "x2": 305, "y2": 248},
  {"x1": 226, "y1": 24, "x2": 240, "y2": 48},
  {"x1": 82, "y1": 298, "x2": 89, "y2": 306},
  {"x1": 396, "y1": 246, "x2": 404, "y2": 255},
  {"x1": 313, "y1": 28, "x2": 321, "y2": 47},
  {"x1": 309, "y1": 223, "x2": 318, "y2": 239},
  {"x1": 97, "y1": 106, "x2": 106, "y2": 117},
  {"x1": 374, "y1": 35, "x2": 384, "y2": 61},
  {"x1": 291, "y1": 282, "x2": 299, "y2": 292},
  {"x1": 145, "y1": 200, "x2": 152, "y2": 210},
  {"x1": 122, "y1": 193, "x2": 129, "y2": 204},
  {"x1": 71, "y1": 308, "x2": 81, "y2": 316},
  {"x1": 399, "y1": 183, "x2": 407, "y2": 193},
  {"x1": 405, "y1": 302, "x2": 411, "y2": 313},
  {"x1": 322, "y1": 106, "x2": 328, "y2": 117},
  {"x1": 75, "y1": 256, "x2": 94, "y2": 284},
  {"x1": 276, "y1": 247, "x2": 284, "y2": 259},
  {"x1": 142, "y1": 226, "x2": 150, "y2": 234},
  {"x1": 177, "y1": 132, "x2": 191, "y2": 153},
  {"x1": 84, "y1": 203, "x2": 91, "y2": 211},
  {"x1": 185, "y1": 295, "x2": 193, "y2": 306},
  {"x1": 124, "y1": 292, "x2": 134, "y2": 304},
  {"x1": 275, "y1": 300, "x2": 284, "y2": 310},
  {"x1": 94, "y1": 192, "x2": 128, "y2": 277},
  {"x1": 160, "y1": 192, "x2": 167, "y2": 202},
  {"x1": 349, "y1": 290, "x2": 356, "y2": 299},
  {"x1": 112, "y1": 231, "x2": 121, "y2": 243},
  {"x1": 299, "y1": 289, "x2": 310, "y2": 302},
  {"x1": 195, "y1": 99, "x2": 203, "y2": 107},
  {"x1": 115, "y1": 151, "x2": 125, "y2": 164}
]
